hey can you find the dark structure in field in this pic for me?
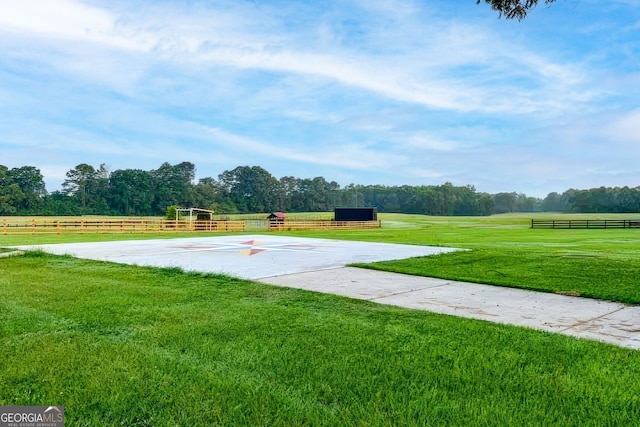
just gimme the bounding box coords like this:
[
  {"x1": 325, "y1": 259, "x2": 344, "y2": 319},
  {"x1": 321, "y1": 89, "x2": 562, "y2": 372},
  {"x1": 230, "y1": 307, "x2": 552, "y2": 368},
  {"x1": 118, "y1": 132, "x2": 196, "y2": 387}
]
[
  {"x1": 334, "y1": 207, "x2": 377, "y2": 222},
  {"x1": 268, "y1": 212, "x2": 287, "y2": 230},
  {"x1": 267, "y1": 212, "x2": 287, "y2": 221}
]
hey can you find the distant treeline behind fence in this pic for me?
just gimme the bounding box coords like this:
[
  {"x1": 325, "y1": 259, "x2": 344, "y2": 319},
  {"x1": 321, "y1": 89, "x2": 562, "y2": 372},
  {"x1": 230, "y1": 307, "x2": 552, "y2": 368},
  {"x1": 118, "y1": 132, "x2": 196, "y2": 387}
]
[
  {"x1": 531, "y1": 219, "x2": 640, "y2": 229},
  {"x1": 5, "y1": 162, "x2": 640, "y2": 218},
  {"x1": 1, "y1": 218, "x2": 381, "y2": 235}
]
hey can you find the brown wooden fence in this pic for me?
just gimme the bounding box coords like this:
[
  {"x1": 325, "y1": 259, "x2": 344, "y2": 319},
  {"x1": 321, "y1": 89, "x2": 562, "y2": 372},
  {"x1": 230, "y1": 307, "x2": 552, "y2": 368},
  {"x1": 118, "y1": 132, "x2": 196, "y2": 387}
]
[
  {"x1": 1, "y1": 218, "x2": 381, "y2": 235},
  {"x1": 268, "y1": 220, "x2": 381, "y2": 231},
  {"x1": 531, "y1": 219, "x2": 640, "y2": 229},
  {"x1": 1, "y1": 219, "x2": 246, "y2": 235}
]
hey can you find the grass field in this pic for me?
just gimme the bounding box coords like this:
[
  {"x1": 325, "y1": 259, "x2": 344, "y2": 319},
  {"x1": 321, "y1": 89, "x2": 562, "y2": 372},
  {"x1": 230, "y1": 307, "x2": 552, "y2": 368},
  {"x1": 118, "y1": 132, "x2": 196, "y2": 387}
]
[
  {"x1": 292, "y1": 213, "x2": 640, "y2": 304},
  {"x1": 1, "y1": 251, "x2": 639, "y2": 426},
  {"x1": 1, "y1": 213, "x2": 639, "y2": 425},
  {"x1": 1, "y1": 213, "x2": 640, "y2": 303}
]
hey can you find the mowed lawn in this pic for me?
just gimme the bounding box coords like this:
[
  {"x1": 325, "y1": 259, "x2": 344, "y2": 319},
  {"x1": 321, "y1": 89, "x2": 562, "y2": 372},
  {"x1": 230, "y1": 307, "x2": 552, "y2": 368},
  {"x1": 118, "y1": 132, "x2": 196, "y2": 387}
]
[
  {"x1": 1, "y1": 213, "x2": 639, "y2": 425},
  {"x1": 298, "y1": 213, "x2": 640, "y2": 304},
  {"x1": 1, "y1": 252, "x2": 639, "y2": 426}
]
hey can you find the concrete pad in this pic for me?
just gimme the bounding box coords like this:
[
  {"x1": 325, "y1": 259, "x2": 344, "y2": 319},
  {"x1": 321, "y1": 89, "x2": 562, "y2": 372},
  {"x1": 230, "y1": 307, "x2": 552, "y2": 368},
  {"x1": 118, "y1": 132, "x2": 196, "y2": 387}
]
[
  {"x1": 562, "y1": 306, "x2": 640, "y2": 350},
  {"x1": 373, "y1": 280, "x2": 622, "y2": 332},
  {"x1": 258, "y1": 267, "x2": 450, "y2": 300},
  {"x1": 13, "y1": 236, "x2": 639, "y2": 349},
  {"x1": 262, "y1": 267, "x2": 639, "y2": 350},
  {"x1": 0, "y1": 250, "x2": 23, "y2": 258},
  {"x1": 14, "y1": 235, "x2": 456, "y2": 280}
]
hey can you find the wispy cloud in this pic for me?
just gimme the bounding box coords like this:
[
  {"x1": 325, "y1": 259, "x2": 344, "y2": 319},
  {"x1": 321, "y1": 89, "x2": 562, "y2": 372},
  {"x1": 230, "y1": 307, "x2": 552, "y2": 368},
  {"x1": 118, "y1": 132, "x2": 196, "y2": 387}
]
[
  {"x1": 603, "y1": 109, "x2": 640, "y2": 144},
  {"x1": 1, "y1": 0, "x2": 639, "y2": 195},
  {"x1": 1, "y1": 0, "x2": 597, "y2": 114}
]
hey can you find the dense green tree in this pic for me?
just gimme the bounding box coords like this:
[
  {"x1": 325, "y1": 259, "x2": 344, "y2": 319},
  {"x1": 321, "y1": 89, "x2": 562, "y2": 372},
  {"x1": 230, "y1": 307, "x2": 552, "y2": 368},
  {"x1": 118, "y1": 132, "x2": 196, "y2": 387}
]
[
  {"x1": 614, "y1": 187, "x2": 640, "y2": 213},
  {"x1": 550, "y1": 186, "x2": 640, "y2": 214},
  {"x1": 452, "y1": 185, "x2": 479, "y2": 215},
  {"x1": 294, "y1": 177, "x2": 339, "y2": 211},
  {"x1": 0, "y1": 166, "x2": 21, "y2": 214},
  {"x1": 6, "y1": 161, "x2": 640, "y2": 217},
  {"x1": 516, "y1": 193, "x2": 541, "y2": 212},
  {"x1": 108, "y1": 169, "x2": 155, "y2": 215},
  {"x1": 62, "y1": 163, "x2": 110, "y2": 213},
  {"x1": 478, "y1": 193, "x2": 495, "y2": 216},
  {"x1": 280, "y1": 176, "x2": 301, "y2": 211},
  {"x1": 151, "y1": 162, "x2": 197, "y2": 213},
  {"x1": 193, "y1": 177, "x2": 220, "y2": 211},
  {"x1": 7, "y1": 166, "x2": 46, "y2": 213},
  {"x1": 42, "y1": 191, "x2": 80, "y2": 216},
  {"x1": 334, "y1": 183, "x2": 495, "y2": 216},
  {"x1": 62, "y1": 163, "x2": 92, "y2": 209},
  {"x1": 542, "y1": 192, "x2": 565, "y2": 212},
  {"x1": 492, "y1": 192, "x2": 518, "y2": 214},
  {"x1": 218, "y1": 166, "x2": 283, "y2": 213},
  {"x1": 0, "y1": 165, "x2": 48, "y2": 214}
]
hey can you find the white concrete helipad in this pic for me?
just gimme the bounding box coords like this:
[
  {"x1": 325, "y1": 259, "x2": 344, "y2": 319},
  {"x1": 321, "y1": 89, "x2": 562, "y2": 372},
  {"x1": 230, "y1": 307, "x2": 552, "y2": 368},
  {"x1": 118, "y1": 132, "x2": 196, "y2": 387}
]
[
  {"x1": 14, "y1": 235, "x2": 639, "y2": 350},
  {"x1": 15, "y1": 235, "x2": 456, "y2": 280}
]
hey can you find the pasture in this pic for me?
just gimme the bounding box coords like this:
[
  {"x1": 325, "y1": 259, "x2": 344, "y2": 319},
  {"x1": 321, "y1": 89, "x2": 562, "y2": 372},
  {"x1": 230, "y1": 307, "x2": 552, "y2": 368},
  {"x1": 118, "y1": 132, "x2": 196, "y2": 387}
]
[
  {"x1": 294, "y1": 213, "x2": 640, "y2": 304},
  {"x1": 1, "y1": 213, "x2": 639, "y2": 425}
]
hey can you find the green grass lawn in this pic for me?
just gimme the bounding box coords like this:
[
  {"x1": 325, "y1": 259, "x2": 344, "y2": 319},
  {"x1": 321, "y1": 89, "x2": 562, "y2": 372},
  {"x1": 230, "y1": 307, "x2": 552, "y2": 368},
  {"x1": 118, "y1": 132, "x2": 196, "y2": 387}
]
[
  {"x1": 289, "y1": 213, "x2": 640, "y2": 304},
  {"x1": 1, "y1": 252, "x2": 639, "y2": 426},
  {"x1": 355, "y1": 248, "x2": 640, "y2": 304},
  {"x1": 2, "y1": 213, "x2": 640, "y2": 304},
  {"x1": 2, "y1": 213, "x2": 640, "y2": 303}
]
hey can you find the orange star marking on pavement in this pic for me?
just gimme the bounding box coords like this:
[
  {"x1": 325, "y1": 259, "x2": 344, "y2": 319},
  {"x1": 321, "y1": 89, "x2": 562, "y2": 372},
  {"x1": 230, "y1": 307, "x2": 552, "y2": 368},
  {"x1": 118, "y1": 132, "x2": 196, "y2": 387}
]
[
  {"x1": 239, "y1": 248, "x2": 266, "y2": 256},
  {"x1": 239, "y1": 240, "x2": 265, "y2": 255}
]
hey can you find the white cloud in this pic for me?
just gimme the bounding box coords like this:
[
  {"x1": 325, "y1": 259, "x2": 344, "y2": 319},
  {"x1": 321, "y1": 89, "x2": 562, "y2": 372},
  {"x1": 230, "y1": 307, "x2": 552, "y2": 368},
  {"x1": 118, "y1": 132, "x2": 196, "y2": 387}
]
[
  {"x1": 0, "y1": 0, "x2": 155, "y2": 52},
  {"x1": 402, "y1": 134, "x2": 460, "y2": 152},
  {"x1": 0, "y1": 0, "x2": 113, "y2": 37},
  {"x1": 603, "y1": 109, "x2": 640, "y2": 144},
  {"x1": 0, "y1": 0, "x2": 598, "y2": 116},
  {"x1": 204, "y1": 126, "x2": 405, "y2": 171},
  {"x1": 400, "y1": 167, "x2": 446, "y2": 180},
  {"x1": 1, "y1": 0, "x2": 639, "y2": 196}
]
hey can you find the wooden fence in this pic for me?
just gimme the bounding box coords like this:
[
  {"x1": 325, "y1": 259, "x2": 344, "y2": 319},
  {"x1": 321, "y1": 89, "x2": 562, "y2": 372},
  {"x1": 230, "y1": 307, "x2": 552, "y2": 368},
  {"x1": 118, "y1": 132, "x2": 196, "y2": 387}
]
[
  {"x1": 1, "y1": 219, "x2": 246, "y2": 235},
  {"x1": 531, "y1": 219, "x2": 640, "y2": 229},
  {"x1": 267, "y1": 220, "x2": 381, "y2": 231},
  {"x1": 1, "y1": 218, "x2": 381, "y2": 235}
]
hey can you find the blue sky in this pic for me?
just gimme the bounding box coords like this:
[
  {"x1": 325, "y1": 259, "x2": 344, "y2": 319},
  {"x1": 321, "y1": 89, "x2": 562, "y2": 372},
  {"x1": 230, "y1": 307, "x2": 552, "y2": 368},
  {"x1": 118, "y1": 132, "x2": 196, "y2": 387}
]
[{"x1": 1, "y1": 0, "x2": 639, "y2": 197}]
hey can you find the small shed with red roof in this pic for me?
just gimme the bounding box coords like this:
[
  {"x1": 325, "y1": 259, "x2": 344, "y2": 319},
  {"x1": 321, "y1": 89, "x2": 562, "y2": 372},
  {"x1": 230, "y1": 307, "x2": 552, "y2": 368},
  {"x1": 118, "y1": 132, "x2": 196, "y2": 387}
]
[{"x1": 267, "y1": 212, "x2": 287, "y2": 230}]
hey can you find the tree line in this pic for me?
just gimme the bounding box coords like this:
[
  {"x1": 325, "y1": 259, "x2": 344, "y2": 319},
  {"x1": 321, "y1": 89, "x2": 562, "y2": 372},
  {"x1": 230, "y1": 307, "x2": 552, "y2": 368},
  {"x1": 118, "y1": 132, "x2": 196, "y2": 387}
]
[{"x1": 1, "y1": 162, "x2": 640, "y2": 216}]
